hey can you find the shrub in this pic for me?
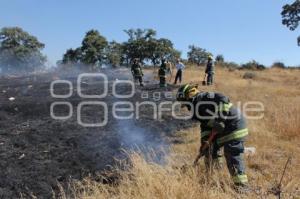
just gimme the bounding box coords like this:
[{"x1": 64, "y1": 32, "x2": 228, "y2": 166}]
[
  {"x1": 271, "y1": 62, "x2": 286, "y2": 69},
  {"x1": 241, "y1": 60, "x2": 266, "y2": 70},
  {"x1": 243, "y1": 72, "x2": 256, "y2": 79},
  {"x1": 215, "y1": 54, "x2": 224, "y2": 63}
]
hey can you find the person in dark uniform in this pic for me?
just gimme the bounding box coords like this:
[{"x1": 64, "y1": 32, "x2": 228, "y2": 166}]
[
  {"x1": 158, "y1": 59, "x2": 167, "y2": 87},
  {"x1": 205, "y1": 55, "x2": 215, "y2": 85},
  {"x1": 176, "y1": 84, "x2": 249, "y2": 190},
  {"x1": 131, "y1": 58, "x2": 144, "y2": 86}
]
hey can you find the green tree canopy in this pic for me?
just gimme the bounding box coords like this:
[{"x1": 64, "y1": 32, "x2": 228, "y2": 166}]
[
  {"x1": 281, "y1": 0, "x2": 300, "y2": 46},
  {"x1": 187, "y1": 45, "x2": 211, "y2": 65},
  {"x1": 122, "y1": 28, "x2": 180, "y2": 65},
  {"x1": 271, "y1": 62, "x2": 286, "y2": 69},
  {"x1": 147, "y1": 38, "x2": 180, "y2": 65},
  {"x1": 62, "y1": 47, "x2": 82, "y2": 64},
  {"x1": 0, "y1": 27, "x2": 46, "y2": 73},
  {"x1": 62, "y1": 29, "x2": 108, "y2": 68},
  {"x1": 61, "y1": 28, "x2": 180, "y2": 68},
  {"x1": 81, "y1": 29, "x2": 108, "y2": 65},
  {"x1": 241, "y1": 60, "x2": 266, "y2": 70},
  {"x1": 105, "y1": 41, "x2": 122, "y2": 67},
  {"x1": 215, "y1": 54, "x2": 225, "y2": 63},
  {"x1": 122, "y1": 28, "x2": 156, "y2": 63}
]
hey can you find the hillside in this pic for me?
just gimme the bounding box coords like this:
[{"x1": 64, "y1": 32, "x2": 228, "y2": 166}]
[
  {"x1": 66, "y1": 66, "x2": 300, "y2": 199},
  {"x1": 0, "y1": 66, "x2": 299, "y2": 198}
]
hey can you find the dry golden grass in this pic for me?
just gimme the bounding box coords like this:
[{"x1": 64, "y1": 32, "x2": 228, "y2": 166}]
[{"x1": 63, "y1": 66, "x2": 300, "y2": 199}]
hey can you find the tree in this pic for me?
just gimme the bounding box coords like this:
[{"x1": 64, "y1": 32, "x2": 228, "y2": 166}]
[
  {"x1": 0, "y1": 27, "x2": 46, "y2": 73},
  {"x1": 187, "y1": 45, "x2": 211, "y2": 65},
  {"x1": 147, "y1": 38, "x2": 180, "y2": 65},
  {"x1": 61, "y1": 28, "x2": 180, "y2": 68},
  {"x1": 105, "y1": 41, "x2": 122, "y2": 67},
  {"x1": 122, "y1": 28, "x2": 157, "y2": 63},
  {"x1": 80, "y1": 29, "x2": 108, "y2": 66},
  {"x1": 122, "y1": 28, "x2": 180, "y2": 65},
  {"x1": 61, "y1": 29, "x2": 108, "y2": 69},
  {"x1": 241, "y1": 60, "x2": 265, "y2": 70},
  {"x1": 215, "y1": 54, "x2": 225, "y2": 63},
  {"x1": 124, "y1": 28, "x2": 156, "y2": 42},
  {"x1": 281, "y1": 0, "x2": 300, "y2": 46},
  {"x1": 163, "y1": 47, "x2": 181, "y2": 64},
  {"x1": 271, "y1": 62, "x2": 286, "y2": 69},
  {"x1": 62, "y1": 47, "x2": 82, "y2": 64}
]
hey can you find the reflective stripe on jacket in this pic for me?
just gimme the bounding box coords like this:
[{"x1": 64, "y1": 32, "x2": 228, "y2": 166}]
[{"x1": 217, "y1": 128, "x2": 248, "y2": 145}]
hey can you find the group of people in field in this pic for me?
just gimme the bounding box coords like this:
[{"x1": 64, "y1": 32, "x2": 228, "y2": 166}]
[{"x1": 130, "y1": 55, "x2": 215, "y2": 87}]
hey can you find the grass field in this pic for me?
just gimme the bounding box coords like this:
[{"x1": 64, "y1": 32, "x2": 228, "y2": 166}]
[{"x1": 64, "y1": 66, "x2": 300, "y2": 199}]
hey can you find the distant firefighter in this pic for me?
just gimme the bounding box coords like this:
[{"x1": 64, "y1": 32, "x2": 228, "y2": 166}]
[
  {"x1": 204, "y1": 55, "x2": 215, "y2": 85},
  {"x1": 158, "y1": 59, "x2": 167, "y2": 87},
  {"x1": 131, "y1": 58, "x2": 144, "y2": 86}
]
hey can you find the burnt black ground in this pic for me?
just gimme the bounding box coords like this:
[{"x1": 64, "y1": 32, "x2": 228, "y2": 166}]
[{"x1": 0, "y1": 69, "x2": 196, "y2": 198}]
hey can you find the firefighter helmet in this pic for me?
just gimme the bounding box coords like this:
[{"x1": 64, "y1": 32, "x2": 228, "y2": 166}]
[{"x1": 176, "y1": 84, "x2": 199, "y2": 101}]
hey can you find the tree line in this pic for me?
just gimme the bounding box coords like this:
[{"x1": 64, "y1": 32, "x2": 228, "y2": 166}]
[
  {"x1": 0, "y1": 0, "x2": 299, "y2": 73},
  {"x1": 0, "y1": 27, "x2": 260, "y2": 72},
  {"x1": 0, "y1": 27, "x2": 217, "y2": 72},
  {"x1": 60, "y1": 28, "x2": 181, "y2": 69}
]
